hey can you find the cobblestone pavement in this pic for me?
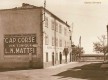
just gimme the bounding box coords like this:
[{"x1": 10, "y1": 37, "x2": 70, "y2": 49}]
[{"x1": 0, "y1": 62, "x2": 104, "y2": 80}]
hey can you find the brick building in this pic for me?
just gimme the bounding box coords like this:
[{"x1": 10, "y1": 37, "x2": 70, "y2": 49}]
[{"x1": 0, "y1": 3, "x2": 72, "y2": 69}]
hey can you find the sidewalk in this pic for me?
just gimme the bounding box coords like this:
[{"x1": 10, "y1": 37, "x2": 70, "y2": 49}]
[
  {"x1": 0, "y1": 62, "x2": 96, "y2": 80},
  {"x1": 47, "y1": 62, "x2": 78, "y2": 69}
]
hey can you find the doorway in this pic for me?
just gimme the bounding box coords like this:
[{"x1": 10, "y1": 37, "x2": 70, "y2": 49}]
[
  {"x1": 29, "y1": 53, "x2": 33, "y2": 68},
  {"x1": 59, "y1": 52, "x2": 62, "y2": 64},
  {"x1": 52, "y1": 52, "x2": 54, "y2": 66}
]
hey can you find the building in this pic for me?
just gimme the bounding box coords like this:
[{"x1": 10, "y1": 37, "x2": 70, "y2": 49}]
[
  {"x1": 0, "y1": 3, "x2": 72, "y2": 69},
  {"x1": 81, "y1": 54, "x2": 104, "y2": 62}
]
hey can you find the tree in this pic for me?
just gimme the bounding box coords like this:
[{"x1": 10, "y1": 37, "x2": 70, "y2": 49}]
[
  {"x1": 72, "y1": 45, "x2": 84, "y2": 61},
  {"x1": 93, "y1": 35, "x2": 108, "y2": 61},
  {"x1": 63, "y1": 48, "x2": 69, "y2": 63}
]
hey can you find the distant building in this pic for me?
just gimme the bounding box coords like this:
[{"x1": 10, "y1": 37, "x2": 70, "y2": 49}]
[
  {"x1": 0, "y1": 3, "x2": 72, "y2": 69},
  {"x1": 81, "y1": 54, "x2": 104, "y2": 62}
]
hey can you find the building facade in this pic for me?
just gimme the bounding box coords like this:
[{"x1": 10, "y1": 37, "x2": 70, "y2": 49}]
[{"x1": 0, "y1": 3, "x2": 72, "y2": 69}]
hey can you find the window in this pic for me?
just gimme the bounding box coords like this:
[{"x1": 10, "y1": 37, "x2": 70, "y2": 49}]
[
  {"x1": 45, "y1": 34, "x2": 49, "y2": 45},
  {"x1": 59, "y1": 39, "x2": 62, "y2": 47},
  {"x1": 59, "y1": 24, "x2": 62, "y2": 33},
  {"x1": 55, "y1": 22, "x2": 58, "y2": 32},
  {"x1": 52, "y1": 37, "x2": 54, "y2": 46},
  {"x1": 66, "y1": 29, "x2": 67, "y2": 36},
  {"x1": 45, "y1": 16, "x2": 48, "y2": 27},
  {"x1": 65, "y1": 41, "x2": 66, "y2": 47},
  {"x1": 64, "y1": 28, "x2": 67, "y2": 36},
  {"x1": 46, "y1": 52, "x2": 48, "y2": 62},
  {"x1": 67, "y1": 42, "x2": 69, "y2": 47},
  {"x1": 70, "y1": 36, "x2": 71, "y2": 40},
  {"x1": 56, "y1": 38, "x2": 58, "y2": 47},
  {"x1": 64, "y1": 28, "x2": 66, "y2": 35},
  {"x1": 56, "y1": 53, "x2": 58, "y2": 61},
  {"x1": 51, "y1": 20, "x2": 55, "y2": 30}
]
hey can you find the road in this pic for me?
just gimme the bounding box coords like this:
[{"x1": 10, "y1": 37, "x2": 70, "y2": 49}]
[{"x1": 0, "y1": 62, "x2": 107, "y2": 80}]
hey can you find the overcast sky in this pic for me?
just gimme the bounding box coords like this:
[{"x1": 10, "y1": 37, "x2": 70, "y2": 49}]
[{"x1": 0, "y1": 0, "x2": 108, "y2": 53}]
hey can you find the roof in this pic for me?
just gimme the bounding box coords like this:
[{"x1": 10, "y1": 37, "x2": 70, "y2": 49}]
[
  {"x1": 0, "y1": 3, "x2": 70, "y2": 28},
  {"x1": 44, "y1": 8, "x2": 70, "y2": 27}
]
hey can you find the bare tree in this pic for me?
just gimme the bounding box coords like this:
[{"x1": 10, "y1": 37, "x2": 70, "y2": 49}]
[{"x1": 93, "y1": 35, "x2": 107, "y2": 61}]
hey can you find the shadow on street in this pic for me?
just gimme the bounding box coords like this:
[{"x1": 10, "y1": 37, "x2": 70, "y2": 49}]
[{"x1": 53, "y1": 62, "x2": 108, "y2": 80}]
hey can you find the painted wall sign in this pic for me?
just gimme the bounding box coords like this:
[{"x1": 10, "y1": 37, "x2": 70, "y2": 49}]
[{"x1": 4, "y1": 34, "x2": 36, "y2": 55}]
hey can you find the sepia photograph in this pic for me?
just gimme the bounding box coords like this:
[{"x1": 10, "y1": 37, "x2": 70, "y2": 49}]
[{"x1": 0, "y1": 0, "x2": 107, "y2": 80}]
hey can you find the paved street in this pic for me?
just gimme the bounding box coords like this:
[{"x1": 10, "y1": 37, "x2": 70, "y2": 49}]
[{"x1": 0, "y1": 62, "x2": 107, "y2": 80}]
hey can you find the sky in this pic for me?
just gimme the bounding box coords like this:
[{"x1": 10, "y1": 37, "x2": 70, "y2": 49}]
[{"x1": 0, "y1": 0, "x2": 108, "y2": 54}]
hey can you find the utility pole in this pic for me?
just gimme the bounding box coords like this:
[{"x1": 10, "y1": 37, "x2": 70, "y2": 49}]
[
  {"x1": 79, "y1": 36, "x2": 81, "y2": 47},
  {"x1": 71, "y1": 23, "x2": 73, "y2": 46},
  {"x1": 107, "y1": 25, "x2": 108, "y2": 49},
  {"x1": 78, "y1": 36, "x2": 81, "y2": 62},
  {"x1": 70, "y1": 23, "x2": 73, "y2": 62},
  {"x1": 106, "y1": 25, "x2": 108, "y2": 61}
]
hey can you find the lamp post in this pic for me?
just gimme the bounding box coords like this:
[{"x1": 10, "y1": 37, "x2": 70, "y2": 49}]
[{"x1": 106, "y1": 25, "x2": 108, "y2": 61}]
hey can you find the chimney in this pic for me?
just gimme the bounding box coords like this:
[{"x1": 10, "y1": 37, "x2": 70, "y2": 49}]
[{"x1": 21, "y1": 3, "x2": 37, "y2": 8}]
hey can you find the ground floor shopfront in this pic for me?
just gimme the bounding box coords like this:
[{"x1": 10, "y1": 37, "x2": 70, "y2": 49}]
[{"x1": 43, "y1": 47, "x2": 76, "y2": 68}]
